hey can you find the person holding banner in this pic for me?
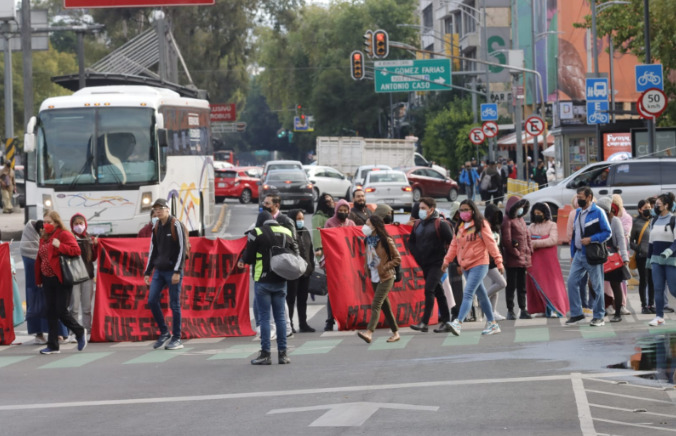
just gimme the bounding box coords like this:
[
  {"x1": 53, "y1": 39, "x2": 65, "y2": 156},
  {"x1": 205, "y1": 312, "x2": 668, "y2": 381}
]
[
  {"x1": 349, "y1": 188, "x2": 372, "y2": 226},
  {"x1": 357, "y1": 215, "x2": 401, "y2": 344},
  {"x1": 442, "y1": 200, "x2": 504, "y2": 337},
  {"x1": 143, "y1": 198, "x2": 187, "y2": 351},
  {"x1": 286, "y1": 209, "x2": 316, "y2": 333},
  {"x1": 35, "y1": 211, "x2": 87, "y2": 354}
]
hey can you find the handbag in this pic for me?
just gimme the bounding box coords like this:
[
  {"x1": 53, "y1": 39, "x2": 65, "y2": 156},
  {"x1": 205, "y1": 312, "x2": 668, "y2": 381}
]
[
  {"x1": 60, "y1": 255, "x2": 90, "y2": 286},
  {"x1": 394, "y1": 264, "x2": 402, "y2": 283},
  {"x1": 269, "y1": 234, "x2": 308, "y2": 281},
  {"x1": 603, "y1": 252, "x2": 624, "y2": 273},
  {"x1": 585, "y1": 241, "x2": 608, "y2": 265},
  {"x1": 308, "y1": 268, "x2": 328, "y2": 296}
]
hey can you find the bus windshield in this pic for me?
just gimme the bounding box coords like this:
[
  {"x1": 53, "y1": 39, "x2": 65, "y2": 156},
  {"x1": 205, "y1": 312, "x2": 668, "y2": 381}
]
[{"x1": 37, "y1": 107, "x2": 158, "y2": 187}]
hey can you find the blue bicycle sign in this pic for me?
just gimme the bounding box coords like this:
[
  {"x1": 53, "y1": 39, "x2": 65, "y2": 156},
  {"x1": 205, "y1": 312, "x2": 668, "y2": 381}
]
[
  {"x1": 635, "y1": 64, "x2": 663, "y2": 92},
  {"x1": 586, "y1": 101, "x2": 609, "y2": 125},
  {"x1": 480, "y1": 103, "x2": 498, "y2": 121}
]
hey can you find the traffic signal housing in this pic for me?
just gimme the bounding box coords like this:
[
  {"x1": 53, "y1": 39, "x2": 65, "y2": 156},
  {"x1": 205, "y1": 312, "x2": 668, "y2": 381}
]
[
  {"x1": 373, "y1": 29, "x2": 389, "y2": 59},
  {"x1": 363, "y1": 30, "x2": 373, "y2": 58},
  {"x1": 350, "y1": 50, "x2": 364, "y2": 81}
]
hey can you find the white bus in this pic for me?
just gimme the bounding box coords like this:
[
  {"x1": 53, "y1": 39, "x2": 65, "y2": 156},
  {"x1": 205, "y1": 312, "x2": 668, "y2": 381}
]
[{"x1": 23, "y1": 85, "x2": 215, "y2": 236}]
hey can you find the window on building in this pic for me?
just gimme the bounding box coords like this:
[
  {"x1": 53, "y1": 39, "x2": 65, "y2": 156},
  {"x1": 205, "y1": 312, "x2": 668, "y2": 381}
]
[{"x1": 422, "y1": 5, "x2": 433, "y2": 29}]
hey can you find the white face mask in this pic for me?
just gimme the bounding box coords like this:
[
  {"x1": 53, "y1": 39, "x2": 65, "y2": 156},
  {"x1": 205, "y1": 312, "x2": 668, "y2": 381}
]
[
  {"x1": 151, "y1": 217, "x2": 159, "y2": 225},
  {"x1": 73, "y1": 224, "x2": 85, "y2": 234},
  {"x1": 362, "y1": 224, "x2": 373, "y2": 237}
]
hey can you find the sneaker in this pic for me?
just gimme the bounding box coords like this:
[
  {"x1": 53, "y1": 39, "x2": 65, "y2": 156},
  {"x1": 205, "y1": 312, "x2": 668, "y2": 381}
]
[
  {"x1": 153, "y1": 332, "x2": 171, "y2": 349},
  {"x1": 286, "y1": 331, "x2": 294, "y2": 338},
  {"x1": 610, "y1": 314, "x2": 622, "y2": 323},
  {"x1": 648, "y1": 317, "x2": 665, "y2": 327},
  {"x1": 590, "y1": 318, "x2": 605, "y2": 327},
  {"x1": 506, "y1": 311, "x2": 517, "y2": 321},
  {"x1": 519, "y1": 310, "x2": 532, "y2": 320},
  {"x1": 605, "y1": 306, "x2": 615, "y2": 316},
  {"x1": 493, "y1": 311, "x2": 506, "y2": 321},
  {"x1": 448, "y1": 320, "x2": 462, "y2": 336},
  {"x1": 433, "y1": 322, "x2": 454, "y2": 333},
  {"x1": 641, "y1": 306, "x2": 653, "y2": 315},
  {"x1": 165, "y1": 338, "x2": 184, "y2": 350},
  {"x1": 565, "y1": 315, "x2": 586, "y2": 325},
  {"x1": 582, "y1": 307, "x2": 593, "y2": 316},
  {"x1": 67, "y1": 334, "x2": 78, "y2": 344},
  {"x1": 664, "y1": 306, "x2": 675, "y2": 314},
  {"x1": 77, "y1": 329, "x2": 87, "y2": 351},
  {"x1": 33, "y1": 335, "x2": 47, "y2": 345},
  {"x1": 620, "y1": 306, "x2": 631, "y2": 315},
  {"x1": 39, "y1": 347, "x2": 60, "y2": 355},
  {"x1": 481, "y1": 322, "x2": 501, "y2": 336}
]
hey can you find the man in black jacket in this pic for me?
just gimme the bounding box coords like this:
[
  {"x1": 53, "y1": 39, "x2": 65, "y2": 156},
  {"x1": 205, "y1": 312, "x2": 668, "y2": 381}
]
[
  {"x1": 238, "y1": 211, "x2": 299, "y2": 365},
  {"x1": 144, "y1": 198, "x2": 187, "y2": 350},
  {"x1": 408, "y1": 197, "x2": 454, "y2": 333},
  {"x1": 348, "y1": 188, "x2": 372, "y2": 225}
]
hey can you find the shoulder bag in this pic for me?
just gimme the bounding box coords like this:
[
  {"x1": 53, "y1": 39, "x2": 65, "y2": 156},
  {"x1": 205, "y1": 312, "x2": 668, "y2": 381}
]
[
  {"x1": 270, "y1": 233, "x2": 307, "y2": 280},
  {"x1": 60, "y1": 254, "x2": 90, "y2": 286},
  {"x1": 585, "y1": 241, "x2": 608, "y2": 265},
  {"x1": 628, "y1": 221, "x2": 650, "y2": 270}
]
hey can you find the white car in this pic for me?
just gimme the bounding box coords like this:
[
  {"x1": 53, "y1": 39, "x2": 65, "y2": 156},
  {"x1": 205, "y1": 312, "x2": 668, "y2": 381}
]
[
  {"x1": 304, "y1": 165, "x2": 352, "y2": 201},
  {"x1": 351, "y1": 164, "x2": 392, "y2": 198},
  {"x1": 363, "y1": 170, "x2": 413, "y2": 210}
]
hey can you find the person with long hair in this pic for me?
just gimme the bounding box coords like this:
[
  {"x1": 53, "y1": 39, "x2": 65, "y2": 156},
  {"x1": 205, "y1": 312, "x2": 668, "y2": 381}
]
[
  {"x1": 442, "y1": 200, "x2": 504, "y2": 336},
  {"x1": 35, "y1": 210, "x2": 87, "y2": 354},
  {"x1": 526, "y1": 203, "x2": 569, "y2": 318},
  {"x1": 357, "y1": 215, "x2": 401, "y2": 343},
  {"x1": 630, "y1": 199, "x2": 655, "y2": 313},
  {"x1": 286, "y1": 209, "x2": 316, "y2": 333},
  {"x1": 483, "y1": 203, "x2": 508, "y2": 320},
  {"x1": 647, "y1": 192, "x2": 676, "y2": 327},
  {"x1": 502, "y1": 195, "x2": 533, "y2": 320},
  {"x1": 312, "y1": 193, "x2": 334, "y2": 253}
]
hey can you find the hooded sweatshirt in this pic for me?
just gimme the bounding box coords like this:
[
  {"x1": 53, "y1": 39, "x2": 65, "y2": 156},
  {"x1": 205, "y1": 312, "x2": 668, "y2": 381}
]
[
  {"x1": 408, "y1": 209, "x2": 453, "y2": 268},
  {"x1": 501, "y1": 195, "x2": 532, "y2": 268},
  {"x1": 70, "y1": 213, "x2": 98, "y2": 279},
  {"x1": 325, "y1": 199, "x2": 356, "y2": 228}
]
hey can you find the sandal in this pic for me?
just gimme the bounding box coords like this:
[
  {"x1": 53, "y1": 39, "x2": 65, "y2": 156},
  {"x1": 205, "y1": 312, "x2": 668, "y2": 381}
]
[
  {"x1": 386, "y1": 334, "x2": 400, "y2": 343},
  {"x1": 357, "y1": 331, "x2": 372, "y2": 344}
]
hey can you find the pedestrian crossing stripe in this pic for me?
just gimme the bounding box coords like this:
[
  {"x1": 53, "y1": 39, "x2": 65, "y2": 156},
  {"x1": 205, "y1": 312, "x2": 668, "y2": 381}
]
[
  {"x1": 368, "y1": 334, "x2": 412, "y2": 350},
  {"x1": 442, "y1": 330, "x2": 481, "y2": 346},
  {"x1": 515, "y1": 327, "x2": 550, "y2": 343},
  {"x1": 0, "y1": 355, "x2": 32, "y2": 368},
  {"x1": 208, "y1": 344, "x2": 260, "y2": 360},
  {"x1": 291, "y1": 339, "x2": 342, "y2": 355},
  {"x1": 123, "y1": 348, "x2": 193, "y2": 364},
  {"x1": 40, "y1": 352, "x2": 113, "y2": 369}
]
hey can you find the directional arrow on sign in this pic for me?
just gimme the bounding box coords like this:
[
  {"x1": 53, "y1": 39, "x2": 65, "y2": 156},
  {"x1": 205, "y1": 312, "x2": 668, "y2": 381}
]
[{"x1": 268, "y1": 402, "x2": 438, "y2": 427}]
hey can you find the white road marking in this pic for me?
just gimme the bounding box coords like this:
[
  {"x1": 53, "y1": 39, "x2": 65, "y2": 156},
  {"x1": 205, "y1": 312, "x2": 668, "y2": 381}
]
[
  {"x1": 585, "y1": 389, "x2": 674, "y2": 404},
  {"x1": 571, "y1": 372, "x2": 596, "y2": 436},
  {"x1": 590, "y1": 403, "x2": 676, "y2": 419},
  {"x1": 593, "y1": 417, "x2": 676, "y2": 432}
]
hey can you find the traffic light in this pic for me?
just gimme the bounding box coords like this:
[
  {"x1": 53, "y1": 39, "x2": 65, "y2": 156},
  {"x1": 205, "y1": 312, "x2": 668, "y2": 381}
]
[
  {"x1": 350, "y1": 50, "x2": 364, "y2": 81},
  {"x1": 277, "y1": 128, "x2": 286, "y2": 138},
  {"x1": 296, "y1": 104, "x2": 302, "y2": 115},
  {"x1": 299, "y1": 113, "x2": 307, "y2": 127},
  {"x1": 363, "y1": 30, "x2": 373, "y2": 58},
  {"x1": 373, "y1": 29, "x2": 389, "y2": 59}
]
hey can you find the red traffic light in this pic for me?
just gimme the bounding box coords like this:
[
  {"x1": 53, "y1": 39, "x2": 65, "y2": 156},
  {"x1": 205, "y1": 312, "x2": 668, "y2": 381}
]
[
  {"x1": 350, "y1": 50, "x2": 364, "y2": 80},
  {"x1": 373, "y1": 29, "x2": 389, "y2": 59},
  {"x1": 354, "y1": 53, "x2": 361, "y2": 61},
  {"x1": 375, "y1": 33, "x2": 385, "y2": 42}
]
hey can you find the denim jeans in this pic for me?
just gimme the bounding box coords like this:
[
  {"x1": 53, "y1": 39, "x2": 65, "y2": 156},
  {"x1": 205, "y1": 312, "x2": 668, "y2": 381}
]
[
  {"x1": 457, "y1": 264, "x2": 494, "y2": 323},
  {"x1": 464, "y1": 183, "x2": 475, "y2": 201},
  {"x1": 255, "y1": 280, "x2": 287, "y2": 352},
  {"x1": 567, "y1": 251, "x2": 605, "y2": 319},
  {"x1": 148, "y1": 270, "x2": 182, "y2": 339},
  {"x1": 650, "y1": 263, "x2": 676, "y2": 318}
]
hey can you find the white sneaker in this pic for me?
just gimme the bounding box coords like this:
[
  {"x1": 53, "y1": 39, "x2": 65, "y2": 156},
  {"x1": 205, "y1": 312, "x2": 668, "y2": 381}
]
[
  {"x1": 67, "y1": 334, "x2": 78, "y2": 344},
  {"x1": 493, "y1": 311, "x2": 506, "y2": 321},
  {"x1": 606, "y1": 306, "x2": 615, "y2": 316},
  {"x1": 33, "y1": 335, "x2": 47, "y2": 345},
  {"x1": 648, "y1": 317, "x2": 665, "y2": 327},
  {"x1": 620, "y1": 306, "x2": 631, "y2": 315}
]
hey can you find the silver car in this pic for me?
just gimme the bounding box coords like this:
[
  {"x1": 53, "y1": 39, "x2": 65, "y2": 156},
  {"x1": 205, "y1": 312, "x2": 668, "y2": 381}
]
[
  {"x1": 363, "y1": 170, "x2": 413, "y2": 210},
  {"x1": 303, "y1": 165, "x2": 352, "y2": 201}
]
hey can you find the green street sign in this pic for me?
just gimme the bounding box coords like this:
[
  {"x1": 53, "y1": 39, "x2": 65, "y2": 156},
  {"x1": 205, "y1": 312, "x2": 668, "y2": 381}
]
[{"x1": 374, "y1": 59, "x2": 452, "y2": 93}]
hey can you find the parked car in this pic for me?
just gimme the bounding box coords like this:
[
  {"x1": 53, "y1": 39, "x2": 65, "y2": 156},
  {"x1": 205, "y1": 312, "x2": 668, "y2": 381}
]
[
  {"x1": 215, "y1": 166, "x2": 261, "y2": 203},
  {"x1": 262, "y1": 160, "x2": 303, "y2": 180},
  {"x1": 303, "y1": 165, "x2": 352, "y2": 202},
  {"x1": 259, "y1": 169, "x2": 315, "y2": 213},
  {"x1": 522, "y1": 158, "x2": 676, "y2": 220},
  {"x1": 351, "y1": 164, "x2": 392, "y2": 197},
  {"x1": 363, "y1": 170, "x2": 413, "y2": 210},
  {"x1": 404, "y1": 166, "x2": 459, "y2": 202}
]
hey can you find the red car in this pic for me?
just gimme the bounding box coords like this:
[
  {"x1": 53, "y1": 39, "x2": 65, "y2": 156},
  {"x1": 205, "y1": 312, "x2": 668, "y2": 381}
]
[
  {"x1": 215, "y1": 166, "x2": 262, "y2": 203},
  {"x1": 404, "y1": 167, "x2": 459, "y2": 202}
]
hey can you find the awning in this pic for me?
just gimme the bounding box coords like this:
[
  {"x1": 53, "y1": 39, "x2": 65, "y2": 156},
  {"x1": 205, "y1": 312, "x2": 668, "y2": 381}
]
[
  {"x1": 542, "y1": 144, "x2": 555, "y2": 157},
  {"x1": 497, "y1": 132, "x2": 554, "y2": 150}
]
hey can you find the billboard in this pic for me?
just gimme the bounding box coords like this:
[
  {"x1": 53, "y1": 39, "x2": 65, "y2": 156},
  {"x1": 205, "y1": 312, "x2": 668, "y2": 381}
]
[{"x1": 603, "y1": 132, "x2": 632, "y2": 161}]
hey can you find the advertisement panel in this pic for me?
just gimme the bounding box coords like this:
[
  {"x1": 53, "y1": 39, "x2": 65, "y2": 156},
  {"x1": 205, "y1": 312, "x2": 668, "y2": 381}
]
[{"x1": 603, "y1": 132, "x2": 632, "y2": 161}]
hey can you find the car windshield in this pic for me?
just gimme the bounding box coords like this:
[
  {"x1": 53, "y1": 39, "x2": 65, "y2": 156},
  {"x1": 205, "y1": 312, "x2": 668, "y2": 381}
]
[
  {"x1": 216, "y1": 170, "x2": 237, "y2": 178},
  {"x1": 369, "y1": 172, "x2": 407, "y2": 183},
  {"x1": 268, "y1": 163, "x2": 300, "y2": 171},
  {"x1": 267, "y1": 171, "x2": 306, "y2": 183}
]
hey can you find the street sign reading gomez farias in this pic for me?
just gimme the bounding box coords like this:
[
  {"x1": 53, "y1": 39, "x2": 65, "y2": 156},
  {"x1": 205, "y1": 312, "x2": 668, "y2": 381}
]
[{"x1": 65, "y1": 0, "x2": 214, "y2": 7}]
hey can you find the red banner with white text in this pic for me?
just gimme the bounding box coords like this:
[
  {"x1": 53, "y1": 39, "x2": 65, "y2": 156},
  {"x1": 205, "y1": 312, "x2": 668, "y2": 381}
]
[
  {"x1": 0, "y1": 243, "x2": 15, "y2": 345},
  {"x1": 320, "y1": 225, "x2": 437, "y2": 330},
  {"x1": 92, "y1": 237, "x2": 254, "y2": 342}
]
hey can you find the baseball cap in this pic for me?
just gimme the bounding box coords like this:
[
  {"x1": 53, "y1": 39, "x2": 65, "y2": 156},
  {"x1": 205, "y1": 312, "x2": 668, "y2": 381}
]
[{"x1": 152, "y1": 198, "x2": 169, "y2": 209}]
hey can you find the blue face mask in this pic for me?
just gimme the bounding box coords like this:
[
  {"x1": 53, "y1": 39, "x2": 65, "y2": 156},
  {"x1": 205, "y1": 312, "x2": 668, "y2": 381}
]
[
  {"x1": 151, "y1": 217, "x2": 159, "y2": 225},
  {"x1": 419, "y1": 209, "x2": 428, "y2": 220},
  {"x1": 296, "y1": 220, "x2": 304, "y2": 229},
  {"x1": 672, "y1": 203, "x2": 676, "y2": 213},
  {"x1": 651, "y1": 208, "x2": 657, "y2": 217},
  {"x1": 516, "y1": 208, "x2": 524, "y2": 217}
]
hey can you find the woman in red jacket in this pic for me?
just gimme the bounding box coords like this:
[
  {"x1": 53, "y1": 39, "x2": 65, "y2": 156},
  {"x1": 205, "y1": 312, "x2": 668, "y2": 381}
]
[{"x1": 35, "y1": 210, "x2": 87, "y2": 355}]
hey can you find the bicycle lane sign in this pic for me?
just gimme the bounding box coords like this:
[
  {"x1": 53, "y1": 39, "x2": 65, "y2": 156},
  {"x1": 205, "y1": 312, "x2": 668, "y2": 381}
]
[{"x1": 635, "y1": 64, "x2": 663, "y2": 92}]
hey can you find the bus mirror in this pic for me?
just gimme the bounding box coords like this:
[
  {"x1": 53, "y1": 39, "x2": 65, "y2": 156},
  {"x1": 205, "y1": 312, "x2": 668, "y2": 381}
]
[
  {"x1": 155, "y1": 113, "x2": 164, "y2": 129},
  {"x1": 158, "y1": 128, "x2": 168, "y2": 147},
  {"x1": 24, "y1": 116, "x2": 36, "y2": 152}
]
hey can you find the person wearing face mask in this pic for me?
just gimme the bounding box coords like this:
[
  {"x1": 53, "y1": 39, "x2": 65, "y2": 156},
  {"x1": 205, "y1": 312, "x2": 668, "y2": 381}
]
[
  {"x1": 36, "y1": 210, "x2": 87, "y2": 354},
  {"x1": 348, "y1": 188, "x2": 373, "y2": 226},
  {"x1": 630, "y1": 199, "x2": 655, "y2": 314},
  {"x1": 68, "y1": 213, "x2": 99, "y2": 336},
  {"x1": 442, "y1": 200, "x2": 504, "y2": 337},
  {"x1": 408, "y1": 197, "x2": 454, "y2": 332},
  {"x1": 323, "y1": 198, "x2": 355, "y2": 331},
  {"x1": 526, "y1": 203, "x2": 569, "y2": 318},
  {"x1": 312, "y1": 193, "x2": 335, "y2": 255},
  {"x1": 285, "y1": 209, "x2": 316, "y2": 333},
  {"x1": 646, "y1": 192, "x2": 676, "y2": 327},
  {"x1": 565, "y1": 187, "x2": 612, "y2": 327},
  {"x1": 356, "y1": 215, "x2": 401, "y2": 344},
  {"x1": 501, "y1": 195, "x2": 533, "y2": 320},
  {"x1": 459, "y1": 161, "x2": 480, "y2": 202},
  {"x1": 261, "y1": 194, "x2": 296, "y2": 237},
  {"x1": 137, "y1": 209, "x2": 158, "y2": 237}
]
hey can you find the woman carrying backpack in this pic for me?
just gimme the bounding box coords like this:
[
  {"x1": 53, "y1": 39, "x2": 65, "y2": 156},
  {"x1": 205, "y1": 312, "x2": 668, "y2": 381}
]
[
  {"x1": 357, "y1": 215, "x2": 401, "y2": 344},
  {"x1": 647, "y1": 192, "x2": 676, "y2": 327}
]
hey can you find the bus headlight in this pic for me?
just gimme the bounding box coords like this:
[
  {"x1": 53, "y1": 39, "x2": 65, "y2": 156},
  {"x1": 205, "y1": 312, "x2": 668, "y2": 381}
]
[
  {"x1": 42, "y1": 194, "x2": 53, "y2": 210},
  {"x1": 141, "y1": 192, "x2": 153, "y2": 211}
]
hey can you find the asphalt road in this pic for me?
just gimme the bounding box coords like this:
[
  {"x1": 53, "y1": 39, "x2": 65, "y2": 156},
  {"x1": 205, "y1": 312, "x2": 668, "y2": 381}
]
[{"x1": 2, "y1": 199, "x2": 676, "y2": 435}]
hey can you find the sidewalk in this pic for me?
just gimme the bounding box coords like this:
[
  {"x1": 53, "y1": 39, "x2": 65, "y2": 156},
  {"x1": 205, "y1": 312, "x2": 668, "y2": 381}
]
[{"x1": 0, "y1": 207, "x2": 25, "y2": 242}]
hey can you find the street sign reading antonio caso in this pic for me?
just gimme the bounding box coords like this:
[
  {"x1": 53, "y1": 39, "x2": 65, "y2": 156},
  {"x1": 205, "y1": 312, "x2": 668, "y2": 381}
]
[{"x1": 374, "y1": 59, "x2": 452, "y2": 93}]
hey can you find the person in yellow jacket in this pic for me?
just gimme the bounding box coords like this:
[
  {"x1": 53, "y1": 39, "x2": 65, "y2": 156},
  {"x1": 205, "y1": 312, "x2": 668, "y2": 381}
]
[{"x1": 442, "y1": 199, "x2": 504, "y2": 337}]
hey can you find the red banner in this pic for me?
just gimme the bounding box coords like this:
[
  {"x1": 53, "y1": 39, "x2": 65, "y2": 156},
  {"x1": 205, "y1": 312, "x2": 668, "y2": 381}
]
[
  {"x1": 92, "y1": 237, "x2": 254, "y2": 342},
  {"x1": 65, "y1": 0, "x2": 214, "y2": 8},
  {"x1": 320, "y1": 225, "x2": 437, "y2": 330},
  {"x1": 0, "y1": 243, "x2": 15, "y2": 345}
]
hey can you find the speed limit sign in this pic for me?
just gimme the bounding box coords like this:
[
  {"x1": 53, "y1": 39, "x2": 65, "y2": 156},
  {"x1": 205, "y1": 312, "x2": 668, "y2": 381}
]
[
  {"x1": 639, "y1": 88, "x2": 668, "y2": 118},
  {"x1": 469, "y1": 128, "x2": 485, "y2": 145}
]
